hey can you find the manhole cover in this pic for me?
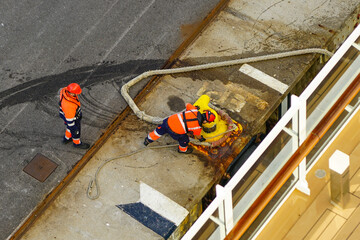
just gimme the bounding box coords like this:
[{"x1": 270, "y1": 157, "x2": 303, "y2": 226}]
[
  {"x1": 23, "y1": 153, "x2": 58, "y2": 182},
  {"x1": 315, "y1": 169, "x2": 326, "y2": 179}
]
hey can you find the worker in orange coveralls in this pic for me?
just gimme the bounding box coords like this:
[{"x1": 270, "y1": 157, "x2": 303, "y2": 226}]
[
  {"x1": 144, "y1": 103, "x2": 216, "y2": 154},
  {"x1": 59, "y1": 83, "x2": 90, "y2": 149}
]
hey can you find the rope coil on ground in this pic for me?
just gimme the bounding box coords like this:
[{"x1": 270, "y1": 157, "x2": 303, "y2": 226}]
[{"x1": 86, "y1": 144, "x2": 178, "y2": 200}]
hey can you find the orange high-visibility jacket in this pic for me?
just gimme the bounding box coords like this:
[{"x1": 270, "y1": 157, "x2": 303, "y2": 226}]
[
  {"x1": 168, "y1": 103, "x2": 202, "y2": 136},
  {"x1": 59, "y1": 88, "x2": 81, "y2": 126}
]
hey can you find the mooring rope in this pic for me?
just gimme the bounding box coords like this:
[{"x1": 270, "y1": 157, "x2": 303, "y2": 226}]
[{"x1": 121, "y1": 48, "x2": 333, "y2": 124}]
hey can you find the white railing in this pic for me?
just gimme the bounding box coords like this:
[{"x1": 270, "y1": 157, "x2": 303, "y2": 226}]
[{"x1": 182, "y1": 24, "x2": 360, "y2": 240}]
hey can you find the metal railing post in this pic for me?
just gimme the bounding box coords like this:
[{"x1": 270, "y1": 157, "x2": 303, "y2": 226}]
[
  {"x1": 293, "y1": 95, "x2": 310, "y2": 195},
  {"x1": 223, "y1": 188, "x2": 234, "y2": 234},
  {"x1": 215, "y1": 185, "x2": 226, "y2": 239},
  {"x1": 216, "y1": 185, "x2": 234, "y2": 238}
]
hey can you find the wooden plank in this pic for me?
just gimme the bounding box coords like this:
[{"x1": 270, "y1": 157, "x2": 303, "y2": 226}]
[
  {"x1": 350, "y1": 168, "x2": 360, "y2": 198},
  {"x1": 350, "y1": 142, "x2": 360, "y2": 179},
  {"x1": 304, "y1": 210, "x2": 336, "y2": 240},
  {"x1": 317, "y1": 214, "x2": 346, "y2": 240},
  {"x1": 284, "y1": 187, "x2": 332, "y2": 239},
  {"x1": 334, "y1": 205, "x2": 360, "y2": 240},
  {"x1": 348, "y1": 223, "x2": 360, "y2": 240}
]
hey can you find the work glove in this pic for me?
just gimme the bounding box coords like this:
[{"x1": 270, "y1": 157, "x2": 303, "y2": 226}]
[{"x1": 199, "y1": 136, "x2": 206, "y2": 142}]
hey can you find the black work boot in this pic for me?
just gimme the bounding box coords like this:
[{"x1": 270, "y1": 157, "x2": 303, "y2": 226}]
[
  {"x1": 144, "y1": 137, "x2": 151, "y2": 146},
  {"x1": 73, "y1": 142, "x2": 90, "y2": 149},
  {"x1": 62, "y1": 137, "x2": 72, "y2": 144},
  {"x1": 178, "y1": 147, "x2": 193, "y2": 154}
]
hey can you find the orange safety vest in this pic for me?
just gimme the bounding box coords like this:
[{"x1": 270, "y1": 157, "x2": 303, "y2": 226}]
[
  {"x1": 168, "y1": 103, "x2": 202, "y2": 136},
  {"x1": 59, "y1": 88, "x2": 81, "y2": 124}
]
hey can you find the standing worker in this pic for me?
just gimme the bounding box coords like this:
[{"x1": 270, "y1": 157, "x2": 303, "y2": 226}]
[
  {"x1": 59, "y1": 83, "x2": 90, "y2": 149},
  {"x1": 144, "y1": 103, "x2": 215, "y2": 154}
]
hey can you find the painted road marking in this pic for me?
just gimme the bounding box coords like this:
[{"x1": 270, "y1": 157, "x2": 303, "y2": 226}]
[
  {"x1": 239, "y1": 64, "x2": 288, "y2": 94},
  {"x1": 80, "y1": 0, "x2": 156, "y2": 86},
  {"x1": 117, "y1": 202, "x2": 176, "y2": 238},
  {"x1": 140, "y1": 181, "x2": 188, "y2": 226},
  {"x1": 117, "y1": 182, "x2": 189, "y2": 238}
]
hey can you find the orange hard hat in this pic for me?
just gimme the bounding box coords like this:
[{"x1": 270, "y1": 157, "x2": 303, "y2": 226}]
[
  {"x1": 204, "y1": 110, "x2": 216, "y2": 122},
  {"x1": 67, "y1": 83, "x2": 82, "y2": 94}
]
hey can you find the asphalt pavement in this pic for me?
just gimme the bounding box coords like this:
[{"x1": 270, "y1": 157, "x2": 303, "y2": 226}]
[{"x1": 0, "y1": 0, "x2": 220, "y2": 239}]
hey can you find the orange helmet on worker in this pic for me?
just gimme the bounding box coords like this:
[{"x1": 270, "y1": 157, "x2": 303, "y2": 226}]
[
  {"x1": 203, "y1": 110, "x2": 215, "y2": 123},
  {"x1": 66, "y1": 83, "x2": 82, "y2": 95}
]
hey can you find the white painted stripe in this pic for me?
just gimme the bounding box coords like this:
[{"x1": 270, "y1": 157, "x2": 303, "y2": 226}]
[
  {"x1": 101, "y1": 0, "x2": 156, "y2": 61},
  {"x1": 239, "y1": 64, "x2": 288, "y2": 94},
  {"x1": 80, "y1": 0, "x2": 156, "y2": 86},
  {"x1": 140, "y1": 182, "x2": 188, "y2": 226},
  {"x1": 0, "y1": 104, "x2": 28, "y2": 134},
  {"x1": 57, "y1": 0, "x2": 122, "y2": 72}
]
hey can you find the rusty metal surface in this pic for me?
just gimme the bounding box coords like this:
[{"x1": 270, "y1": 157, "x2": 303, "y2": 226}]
[{"x1": 23, "y1": 154, "x2": 58, "y2": 183}]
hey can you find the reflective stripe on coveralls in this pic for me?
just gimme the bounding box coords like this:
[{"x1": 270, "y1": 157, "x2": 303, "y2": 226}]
[
  {"x1": 148, "y1": 119, "x2": 191, "y2": 152},
  {"x1": 167, "y1": 103, "x2": 202, "y2": 136},
  {"x1": 147, "y1": 103, "x2": 202, "y2": 152},
  {"x1": 148, "y1": 126, "x2": 162, "y2": 141}
]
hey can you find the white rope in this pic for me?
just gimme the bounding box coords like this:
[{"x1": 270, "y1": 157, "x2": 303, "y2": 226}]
[
  {"x1": 121, "y1": 48, "x2": 333, "y2": 124},
  {"x1": 86, "y1": 144, "x2": 178, "y2": 200}
]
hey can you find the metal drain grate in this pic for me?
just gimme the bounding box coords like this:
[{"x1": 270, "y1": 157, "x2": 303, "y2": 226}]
[{"x1": 23, "y1": 153, "x2": 58, "y2": 182}]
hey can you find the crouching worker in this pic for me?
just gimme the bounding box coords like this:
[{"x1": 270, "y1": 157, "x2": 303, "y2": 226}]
[
  {"x1": 144, "y1": 103, "x2": 215, "y2": 154},
  {"x1": 59, "y1": 83, "x2": 90, "y2": 149}
]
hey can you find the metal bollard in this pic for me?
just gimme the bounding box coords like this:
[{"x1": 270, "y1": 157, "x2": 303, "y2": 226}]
[{"x1": 329, "y1": 150, "x2": 350, "y2": 209}]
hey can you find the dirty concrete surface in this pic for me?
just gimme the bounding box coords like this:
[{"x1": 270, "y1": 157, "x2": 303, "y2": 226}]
[{"x1": 2, "y1": 0, "x2": 360, "y2": 239}]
